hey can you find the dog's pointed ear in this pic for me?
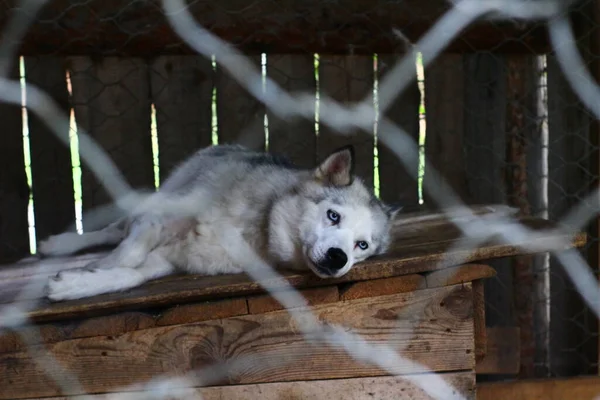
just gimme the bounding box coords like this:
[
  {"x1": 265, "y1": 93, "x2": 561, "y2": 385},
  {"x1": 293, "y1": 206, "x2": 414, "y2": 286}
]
[
  {"x1": 314, "y1": 145, "x2": 355, "y2": 187},
  {"x1": 384, "y1": 203, "x2": 403, "y2": 220}
]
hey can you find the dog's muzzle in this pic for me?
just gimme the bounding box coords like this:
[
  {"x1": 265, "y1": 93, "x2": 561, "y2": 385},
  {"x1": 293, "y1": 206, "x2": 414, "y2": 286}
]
[{"x1": 316, "y1": 247, "x2": 348, "y2": 276}]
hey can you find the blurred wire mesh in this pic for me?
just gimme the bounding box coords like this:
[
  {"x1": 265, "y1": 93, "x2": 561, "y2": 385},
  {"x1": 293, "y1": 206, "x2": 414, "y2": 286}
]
[{"x1": 0, "y1": 0, "x2": 599, "y2": 398}]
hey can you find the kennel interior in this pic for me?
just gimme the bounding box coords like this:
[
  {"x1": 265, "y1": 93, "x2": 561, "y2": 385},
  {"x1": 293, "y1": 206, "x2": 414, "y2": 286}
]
[{"x1": 0, "y1": 0, "x2": 598, "y2": 398}]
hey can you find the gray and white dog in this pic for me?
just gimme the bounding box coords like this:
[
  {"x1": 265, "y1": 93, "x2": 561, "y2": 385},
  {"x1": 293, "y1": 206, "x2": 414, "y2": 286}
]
[{"x1": 39, "y1": 144, "x2": 401, "y2": 302}]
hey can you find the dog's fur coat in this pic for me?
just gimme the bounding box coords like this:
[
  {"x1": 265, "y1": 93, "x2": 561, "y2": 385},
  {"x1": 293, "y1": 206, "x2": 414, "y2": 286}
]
[{"x1": 39, "y1": 144, "x2": 401, "y2": 301}]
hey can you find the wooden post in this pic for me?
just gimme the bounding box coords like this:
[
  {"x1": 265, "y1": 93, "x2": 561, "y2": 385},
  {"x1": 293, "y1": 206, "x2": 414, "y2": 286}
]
[{"x1": 504, "y1": 54, "x2": 542, "y2": 378}]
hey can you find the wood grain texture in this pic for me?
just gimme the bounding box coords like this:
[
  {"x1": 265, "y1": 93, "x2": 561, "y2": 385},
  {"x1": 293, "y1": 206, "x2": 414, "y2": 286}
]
[
  {"x1": 472, "y1": 280, "x2": 487, "y2": 360},
  {"x1": 24, "y1": 57, "x2": 76, "y2": 240},
  {"x1": 248, "y1": 286, "x2": 338, "y2": 314},
  {"x1": 0, "y1": 216, "x2": 586, "y2": 323},
  {"x1": 0, "y1": 298, "x2": 248, "y2": 354},
  {"x1": 150, "y1": 56, "x2": 214, "y2": 181},
  {"x1": 340, "y1": 274, "x2": 425, "y2": 301},
  {"x1": 424, "y1": 264, "x2": 496, "y2": 288},
  {"x1": 377, "y1": 54, "x2": 421, "y2": 206},
  {"x1": 318, "y1": 55, "x2": 374, "y2": 187},
  {"x1": 423, "y1": 54, "x2": 467, "y2": 205},
  {"x1": 266, "y1": 54, "x2": 316, "y2": 168},
  {"x1": 478, "y1": 376, "x2": 600, "y2": 400},
  {"x1": 216, "y1": 55, "x2": 265, "y2": 150},
  {"x1": 67, "y1": 56, "x2": 154, "y2": 226},
  {"x1": 475, "y1": 327, "x2": 520, "y2": 374},
  {"x1": 22, "y1": 372, "x2": 476, "y2": 400},
  {"x1": 0, "y1": 60, "x2": 29, "y2": 262},
  {"x1": 0, "y1": 285, "x2": 475, "y2": 399}
]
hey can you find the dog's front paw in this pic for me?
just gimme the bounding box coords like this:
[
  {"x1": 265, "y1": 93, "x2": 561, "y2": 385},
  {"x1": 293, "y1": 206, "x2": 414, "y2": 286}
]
[
  {"x1": 38, "y1": 233, "x2": 81, "y2": 257},
  {"x1": 46, "y1": 268, "x2": 96, "y2": 302}
]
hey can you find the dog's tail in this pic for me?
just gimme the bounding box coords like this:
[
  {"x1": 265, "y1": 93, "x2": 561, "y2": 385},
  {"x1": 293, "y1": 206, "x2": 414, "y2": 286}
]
[{"x1": 37, "y1": 218, "x2": 129, "y2": 257}]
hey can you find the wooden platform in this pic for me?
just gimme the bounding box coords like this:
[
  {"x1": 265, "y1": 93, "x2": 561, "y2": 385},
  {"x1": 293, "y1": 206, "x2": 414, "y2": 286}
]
[{"x1": 0, "y1": 208, "x2": 587, "y2": 399}]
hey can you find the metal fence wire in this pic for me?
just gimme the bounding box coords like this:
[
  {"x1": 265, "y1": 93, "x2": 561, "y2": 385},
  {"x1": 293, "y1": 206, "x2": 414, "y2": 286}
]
[{"x1": 0, "y1": 0, "x2": 599, "y2": 398}]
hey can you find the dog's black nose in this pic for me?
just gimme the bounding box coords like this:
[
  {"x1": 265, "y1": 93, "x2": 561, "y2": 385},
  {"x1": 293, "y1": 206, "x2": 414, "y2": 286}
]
[{"x1": 325, "y1": 247, "x2": 348, "y2": 271}]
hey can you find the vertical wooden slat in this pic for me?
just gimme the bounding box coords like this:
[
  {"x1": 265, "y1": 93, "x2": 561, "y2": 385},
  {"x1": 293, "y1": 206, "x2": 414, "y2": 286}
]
[
  {"x1": 318, "y1": 55, "x2": 374, "y2": 187},
  {"x1": 67, "y1": 57, "x2": 154, "y2": 229},
  {"x1": 505, "y1": 54, "x2": 542, "y2": 378},
  {"x1": 150, "y1": 56, "x2": 214, "y2": 181},
  {"x1": 377, "y1": 54, "x2": 421, "y2": 206},
  {"x1": 423, "y1": 55, "x2": 467, "y2": 206},
  {"x1": 463, "y1": 54, "x2": 513, "y2": 334},
  {"x1": 0, "y1": 60, "x2": 29, "y2": 262},
  {"x1": 24, "y1": 57, "x2": 75, "y2": 241},
  {"x1": 547, "y1": 55, "x2": 596, "y2": 377},
  {"x1": 266, "y1": 54, "x2": 316, "y2": 168},
  {"x1": 216, "y1": 55, "x2": 265, "y2": 150}
]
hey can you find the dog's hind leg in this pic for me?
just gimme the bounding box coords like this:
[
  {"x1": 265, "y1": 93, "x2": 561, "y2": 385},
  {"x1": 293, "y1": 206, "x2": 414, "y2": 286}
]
[
  {"x1": 47, "y1": 250, "x2": 175, "y2": 301},
  {"x1": 82, "y1": 215, "x2": 164, "y2": 271},
  {"x1": 38, "y1": 219, "x2": 128, "y2": 257}
]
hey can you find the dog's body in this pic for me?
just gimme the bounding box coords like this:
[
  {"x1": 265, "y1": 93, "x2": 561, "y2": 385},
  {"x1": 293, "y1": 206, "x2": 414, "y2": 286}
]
[{"x1": 40, "y1": 144, "x2": 401, "y2": 302}]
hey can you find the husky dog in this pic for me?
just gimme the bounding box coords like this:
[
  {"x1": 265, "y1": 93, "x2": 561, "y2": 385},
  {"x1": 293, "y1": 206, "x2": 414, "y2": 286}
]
[{"x1": 39, "y1": 144, "x2": 401, "y2": 302}]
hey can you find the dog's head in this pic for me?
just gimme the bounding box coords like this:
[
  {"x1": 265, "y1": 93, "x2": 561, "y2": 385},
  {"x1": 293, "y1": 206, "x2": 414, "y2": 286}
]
[{"x1": 279, "y1": 146, "x2": 401, "y2": 279}]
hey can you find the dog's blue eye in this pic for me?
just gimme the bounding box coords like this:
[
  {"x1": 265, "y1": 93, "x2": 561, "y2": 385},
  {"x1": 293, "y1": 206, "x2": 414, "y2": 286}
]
[
  {"x1": 357, "y1": 241, "x2": 369, "y2": 250},
  {"x1": 327, "y1": 209, "x2": 340, "y2": 224}
]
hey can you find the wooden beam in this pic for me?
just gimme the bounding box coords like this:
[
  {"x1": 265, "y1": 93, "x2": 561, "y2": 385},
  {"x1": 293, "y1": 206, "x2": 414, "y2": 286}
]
[
  {"x1": 0, "y1": 0, "x2": 550, "y2": 56},
  {"x1": 16, "y1": 372, "x2": 476, "y2": 400},
  {"x1": 478, "y1": 376, "x2": 600, "y2": 400}
]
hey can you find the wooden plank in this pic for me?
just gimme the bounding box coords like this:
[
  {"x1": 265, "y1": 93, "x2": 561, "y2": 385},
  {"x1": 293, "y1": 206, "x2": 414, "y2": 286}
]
[
  {"x1": 0, "y1": 285, "x2": 475, "y2": 399},
  {"x1": 215, "y1": 55, "x2": 265, "y2": 150},
  {"x1": 156, "y1": 298, "x2": 248, "y2": 326},
  {"x1": 340, "y1": 274, "x2": 425, "y2": 301},
  {"x1": 547, "y1": 53, "x2": 596, "y2": 376},
  {"x1": 425, "y1": 264, "x2": 496, "y2": 288},
  {"x1": 150, "y1": 56, "x2": 214, "y2": 182},
  {"x1": 67, "y1": 56, "x2": 154, "y2": 227},
  {"x1": 1, "y1": 0, "x2": 549, "y2": 56},
  {"x1": 24, "y1": 57, "x2": 75, "y2": 242},
  {"x1": 0, "y1": 60, "x2": 29, "y2": 262},
  {"x1": 478, "y1": 376, "x2": 600, "y2": 400},
  {"x1": 423, "y1": 54, "x2": 468, "y2": 205},
  {"x1": 318, "y1": 55, "x2": 374, "y2": 187},
  {"x1": 0, "y1": 217, "x2": 586, "y2": 323},
  {"x1": 377, "y1": 54, "x2": 421, "y2": 205},
  {"x1": 248, "y1": 286, "x2": 338, "y2": 314},
  {"x1": 266, "y1": 54, "x2": 316, "y2": 168},
  {"x1": 0, "y1": 298, "x2": 248, "y2": 354},
  {"x1": 21, "y1": 372, "x2": 476, "y2": 400},
  {"x1": 475, "y1": 327, "x2": 520, "y2": 375}
]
